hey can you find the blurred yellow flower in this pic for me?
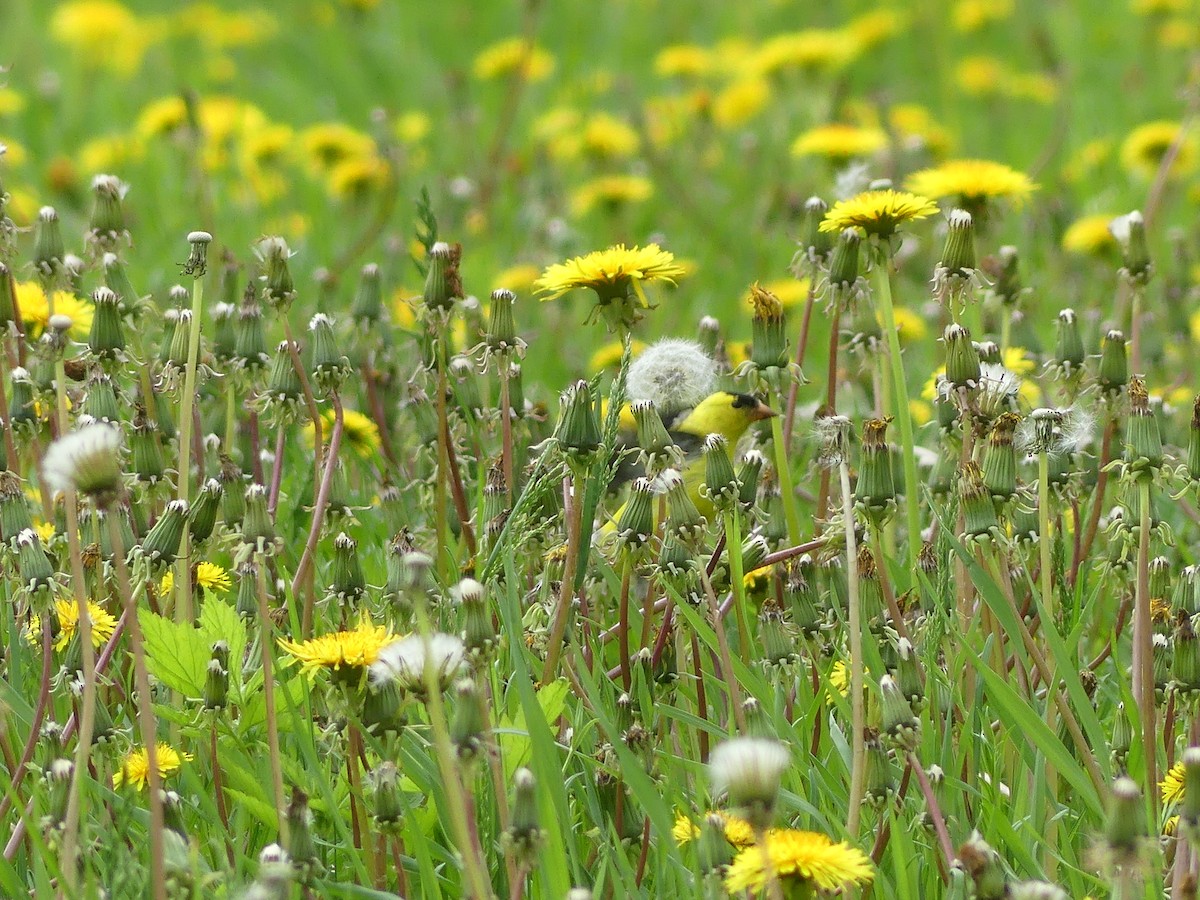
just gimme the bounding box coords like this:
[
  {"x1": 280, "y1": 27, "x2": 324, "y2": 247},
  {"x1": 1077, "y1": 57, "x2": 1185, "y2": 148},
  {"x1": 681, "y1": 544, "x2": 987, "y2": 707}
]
[
  {"x1": 673, "y1": 811, "x2": 758, "y2": 847},
  {"x1": 491, "y1": 264, "x2": 540, "y2": 295},
  {"x1": 906, "y1": 159, "x2": 1037, "y2": 209},
  {"x1": 160, "y1": 562, "x2": 232, "y2": 598},
  {"x1": 0, "y1": 88, "x2": 25, "y2": 117},
  {"x1": 580, "y1": 113, "x2": 640, "y2": 160},
  {"x1": 889, "y1": 306, "x2": 929, "y2": 342},
  {"x1": 753, "y1": 29, "x2": 860, "y2": 76},
  {"x1": 50, "y1": 1, "x2": 163, "y2": 76},
  {"x1": 394, "y1": 111, "x2": 431, "y2": 144},
  {"x1": 174, "y1": 4, "x2": 278, "y2": 49},
  {"x1": 590, "y1": 340, "x2": 647, "y2": 372},
  {"x1": 328, "y1": 155, "x2": 390, "y2": 199},
  {"x1": 27, "y1": 598, "x2": 118, "y2": 652},
  {"x1": 305, "y1": 408, "x2": 381, "y2": 459},
  {"x1": 79, "y1": 134, "x2": 146, "y2": 174},
  {"x1": 570, "y1": 174, "x2": 653, "y2": 217},
  {"x1": 1121, "y1": 120, "x2": 1197, "y2": 179},
  {"x1": 473, "y1": 37, "x2": 555, "y2": 81},
  {"x1": 712, "y1": 78, "x2": 771, "y2": 129},
  {"x1": 889, "y1": 104, "x2": 953, "y2": 156},
  {"x1": 791, "y1": 124, "x2": 887, "y2": 162},
  {"x1": 1162, "y1": 760, "x2": 1185, "y2": 805},
  {"x1": 1062, "y1": 138, "x2": 1113, "y2": 183},
  {"x1": 136, "y1": 96, "x2": 189, "y2": 139},
  {"x1": 300, "y1": 122, "x2": 376, "y2": 173},
  {"x1": 1062, "y1": 214, "x2": 1119, "y2": 255},
  {"x1": 113, "y1": 743, "x2": 191, "y2": 790},
  {"x1": 953, "y1": 0, "x2": 1015, "y2": 32},
  {"x1": 1133, "y1": 0, "x2": 1189, "y2": 11},
  {"x1": 761, "y1": 278, "x2": 810, "y2": 308},
  {"x1": 654, "y1": 44, "x2": 716, "y2": 78},
  {"x1": 15, "y1": 283, "x2": 93, "y2": 338},
  {"x1": 846, "y1": 9, "x2": 909, "y2": 49},
  {"x1": 0, "y1": 140, "x2": 28, "y2": 168},
  {"x1": 955, "y1": 55, "x2": 1006, "y2": 94}
]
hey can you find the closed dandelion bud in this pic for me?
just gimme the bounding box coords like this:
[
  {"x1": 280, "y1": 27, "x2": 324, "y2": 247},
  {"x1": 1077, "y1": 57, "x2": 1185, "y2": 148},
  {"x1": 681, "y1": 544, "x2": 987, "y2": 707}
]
[
  {"x1": 785, "y1": 557, "x2": 822, "y2": 636},
  {"x1": 696, "y1": 813, "x2": 733, "y2": 875},
  {"x1": 856, "y1": 546, "x2": 885, "y2": 622},
  {"x1": 1105, "y1": 776, "x2": 1146, "y2": 858},
  {"x1": 450, "y1": 355, "x2": 482, "y2": 417},
  {"x1": 958, "y1": 832, "x2": 1008, "y2": 900},
  {"x1": 982, "y1": 413, "x2": 1020, "y2": 502},
  {"x1": 557, "y1": 380, "x2": 602, "y2": 462},
  {"x1": 1111, "y1": 210, "x2": 1152, "y2": 285},
  {"x1": 992, "y1": 245, "x2": 1022, "y2": 307},
  {"x1": 101, "y1": 253, "x2": 138, "y2": 314},
  {"x1": 218, "y1": 457, "x2": 245, "y2": 526},
  {"x1": 0, "y1": 264, "x2": 14, "y2": 329},
  {"x1": 1174, "y1": 613, "x2": 1200, "y2": 694},
  {"x1": 799, "y1": 196, "x2": 832, "y2": 264},
  {"x1": 506, "y1": 361, "x2": 526, "y2": 418},
  {"x1": 960, "y1": 462, "x2": 1000, "y2": 542},
  {"x1": 88, "y1": 175, "x2": 128, "y2": 249},
  {"x1": 308, "y1": 313, "x2": 351, "y2": 391},
  {"x1": 450, "y1": 679, "x2": 488, "y2": 764},
  {"x1": 265, "y1": 340, "x2": 302, "y2": 405},
  {"x1": 939, "y1": 209, "x2": 976, "y2": 278},
  {"x1": 660, "y1": 468, "x2": 706, "y2": 544},
  {"x1": 234, "y1": 298, "x2": 269, "y2": 371},
  {"x1": 97, "y1": 508, "x2": 135, "y2": 561},
  {"x1": 485, "y1": 288, "x2": 521, "y2": 355},
  {"x1": 828, "y1": 227, "x2": 861, "y2": 291},
  {"x1": 943, "y1": 323, "x2": 980, "y2": 389},
  {"x1": 328, "y1": 532, "x2": 365, "y2": 606},
  {"x1": 880, "y1": 674, "x2": 920, "y2": 750},
  {"x1": 351, "y1": 263, "x2": 383, "y2": 325},
  {"x1": 362, "y1": 671, "x2": 404, "y2": 734},
  {"x1": 761, "y1": 482, "x2": 787, "y2": 545},
  {"x1": 0, "y1": 471, "x2": 32, "y2": 541},
  {"x1": 708, "y1": 736, "x2": 790, "y2": 829},
  {"x1": 424, "y1": 241, "x2": 463, "y2": 312},
  {"x1": 741, "y1": 534, "x2": 768, "y2": 574},
  {"x1": 240, "y1": 484, "x2": 275, "y2": 551},
  {"x1": 235, "y1": 561, "x2": 258, "y2": 619},
  {"x1": 1099, "y1": 330, "x2": 1128, "y2": 392},
  {"x1": 212, "y1": 302, "x2": 237, "y2": 363},
  {"x1": 863, "y1": 732, "x2": 895, "y2": 808},
  {"x1": 153, "y1": 389, "x2": 176, "y2": 441},
  {"x1": 9, "y1": 367, "x2": 35, "y2": 431},
  {"x1": 700, "y1": 434, "x2": 739, "y2": 511},
  {"x1": 141, "y1": 499, "x2": 188, "y2": 568},
  {"x1": 203, "y1": 656, "x2": 228, "y2": 710},
  {"x1": 659, "y1": 531, "x2": 696, "y2": 581},
  {"x1": 459, "y1": 577, "x2": 495, "y2": 662},
  {"x1": 1111, "y1": 702, "x2": 1131, "y2": 765},
  {"x1": 284, "y1": 788, "x2": 319, "y2": 872},
  {"x1": 1150, "y1": 556, "x2": 1171, "y2": 602},
  {"x1": 748, "y1": 283, "x2": 788, "y2": 371},
  {"x1": 189, "y1": 478, "x2": 222, "y2": 544},
  {"x1": 1154, "y1": 633, "x2": 1172, "y2": 696},
  {"x1": 617, "y1": 477, "x2": 655, "y2": 552},
  {"x1": 631, "y1": 400, "x2": 681, "y2": 475},
  {"x1": 158, "y1": 307, "x2": 180, "y2": 366},
  {"x1": 856, "y1": 418, "x2": 896, "y2": 521},
  {"x1": 1054, "y1": 309, "x2": 1084, "y2": 373},
  {"x1": 696, "y1": 315, "x2": 721, "y2": 356},
  {"x1": 86, "y1": 286, "x2": 125, "y2": 359},
  {"x1": 896, "y1": 638, "x2": 926, "y2": 705},
  {"x1": 736, "y1": 449, "x2": 765, "y2": 511},
  {"x1": 1181, "y1": 747, "x2": 1200, "y2": 826},
  {"x1": 504, "y1": 768, "x2": 545, "y2": 864},
  {"x1": 257, "y1": 237, "x2": 296, "y2": 310},
  {"x1": 159, "y1": 789, "x2": 188, "y2": 840},
  {"x1": 1124, "y1": 377, "x2": 1162, "y2": 473},
  {"x1": 33, "y1": 206, "x2": 65, "y2": 277},
  {"x1": 371, "y1": 762, "x2": 403, "y2": 829},
  {"x1": 45, "y1": 758, "x2": 73, "y2": 827},
  {"x1": 759, "y1": 599, "x2": 798, "y2": 667},
  {"x1": 17, "y1": 528, "x2": 54, "y2": 595},
  {"x1": 1188, "y1": 398, "x2": 1200, "y2": 481},
  {"x1": 976, "y1": 340, "x2": 1001, "y2": 365},
  {"x1": 83, "y1": 373, "x2": 120, "y2": 424}
]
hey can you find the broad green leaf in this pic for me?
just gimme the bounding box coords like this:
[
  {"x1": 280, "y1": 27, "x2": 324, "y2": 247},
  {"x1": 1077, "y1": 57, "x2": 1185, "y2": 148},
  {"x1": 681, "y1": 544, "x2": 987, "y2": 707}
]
[
  {"x1": 138, "y1": 608, "x2": 209, "y2": 698},
  {"x1": 198, "y1": 598, "x2": 248, "y2": 690},
  {"x1": 498, "y1": 678, "x2": 569, "y2": 778}
]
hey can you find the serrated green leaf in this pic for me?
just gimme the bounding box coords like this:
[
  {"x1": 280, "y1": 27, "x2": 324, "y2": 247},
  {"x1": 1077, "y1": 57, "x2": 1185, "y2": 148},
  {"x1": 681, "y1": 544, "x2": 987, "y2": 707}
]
[
  {"x1": 498, "y1": 679, "x2": 569, "y2": 779},
  {"x1": 138, "y1": 608, "x2": 209, "y2": 698},
  {"x1": 197, "y1": 597, "x2": 247, "y2": 690}
]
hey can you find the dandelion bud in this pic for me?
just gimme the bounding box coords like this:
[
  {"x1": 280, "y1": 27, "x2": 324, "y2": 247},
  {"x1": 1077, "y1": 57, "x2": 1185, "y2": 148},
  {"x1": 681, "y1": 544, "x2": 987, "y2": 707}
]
[
  {"x1": 218, "y1": 456, "x2": 245, "y2": 526},
  {"x1": 784, "y1": 556, "x2": 821, "y2": 636},
  {"x1": 459, "y1": 577, "x2": 495, "y2": 662},
  {"x1": 700, "y1": 434, "x2": 739, "y2": 512},
  {"x1": 504, "y1": 768, "x2": 545, "y2": 865},
  {"x1": 257, "y1": 237, "x2": 296, "y2": 310},
  {"x1": 284, "y1": 788, "x2": 319, "y2": 874},
  {"x1": 661, "y1": 468, "x2": 706, "y2": 544},
  {"x1": 988, "y1": 245, "x2": 1022, "y2": 308},
  {"x1": 748, "y1": 283, "x2": 789, "y2": 372},
  {"x1": 362, "y1": 672, "x2": 404, "y2": 735},
  {"x1": 351, "y1": 263, "x2": 383, "y2": 325},
  {"x1": 203, "y1": 656, "x2": 228, "y2": 711},
  {"x1": 1054, "y1": 309, "x2": 1084, "y2": 374},
  {"x1": 101, "y1": 253, "x2": 138, "y2": 314},
  {"x1": 1174, "y1": 613, "x2": 1200, "y2": 695},
  {"x1": 308, "y1": 313, "x2": 351, "y2": 392},
  {"x1": 1188, "y1": 398, "x2": 1200, "y2": 482},
  {"x1": 696, "y1": 315, "x2": 721, "y2": 356},
  {"x1": 1124, "y1": 377, "x2": 1163, "y2": 474},
  {"x1": 1110, "y1": 210, "x2": 1152, "y2": 285},
  {"x1": 188, "y1": 478, "x2": 222, "y2": 545},
  {"x1": 828, "y1": 228, "x2": 861, "y2": 291},
  {"x1": 708, "y1": 736, "x2": 790, "y2": 830},
  {"x1": 1150, "y1": 556, "x2": 1171, "y2": 604},
  {"x1": 740, "y1": 534, "x2": 768, "y2": 574},
  {"x1": 450, "y1": 679, "x2": 488, "y2": 765},
  {"x1": 234, "y1": 296, "x2": 269, "y2": 371},
  {"x1": 696, "y1": 813, "x2": 733, "y2": 875},
  {"x1": 856, "y1": 418, "x2": 896, "y2": 523},
  {"x1": 240, "y1": 484, "x2": 275, "y2": 552},
  {"x1": 957, "y1": 832, "x2": 1007, "y2": 900},
  {"x1": 8, "y1": 367, "x2": 35, "y2": 432},
  {"x1": 863, "y1": 731, "x2": 895, "y2": 808},
  {"x1": 658, "y1": 531, "x2": 696, "y2": 582},
  {"x1": 45, "y1": 758, "x2": 73, "y2": 827},
  {"x1": 1104, "y1": 776, "x2": 1146, "y2": 859},
  {"x1": 140, "y1": 499, "x2": 189, "y2": 569},
  {"x1": 484, "y1": 287, "x2": 520, "y2": 355},
  {"x1": 325, "y1": 532, "x2": 365, "y2": 608},
  {"x1": 943, "y1": 323, "x2": 980, "y2": 390},
  {"x1": 959, "y1": 462, "x2": 1000, "y2": 542},
  {"x1": 1181, "y1": 747, "x2": 1200, "y2": 827},
  {"x1": 33, "y1": 206, "x2": 65, "y2": 277},
  {"x1": 939, "y1": 209, "x2": 976, "y2": 278},
  {"x1": 557, "y1": 380, "x2": 602, "y2": 463},
  {"x1": 759, "y1": 599, "x2": 799, "y2": 667},
  {"x1": 450, "y1": 354, "x2": 482, "y2": 417},
  {"x1": 234, "y1": 562, "x2": 257, "y2": 619},
  {"x1": 616, "y1": 477, "x2": 655, "y2": 553},
  {"x1": 799, "y1": 196, "x2": 832, "y2": 264},
  {"x1": 212, "y1": 302, "x2": 237, "y2": 363},
  {"x1": 1154, "y1": 632, "x2": 1172, "y2": 697},
  {"x1": 736, "y1": 449, "x2": 766, "y2": 511},
  {"x1": 264, "y1": 340, "x2": 302, "y2": 406},
  {"x1": 1111, "y1": 702, "x2": 1131, "y2": 766},
  {"x1": 0, "y1": 264, "x2": 15, "y2": 329},
  {"x1": 981, "y1": 412, "x2": 1020, "y2": 502},
  {"x1": 1098, "y1": 330, "x2": 1128, "y2": 393},
  {"x1": 0, "y1": 471, "x2": 32, "y2": 541},
  {"x1": 17, "y1": 528, "x2": 54, "y2": 594},
  {"x1": 631, "y1": 400, "x2": 681, "y2": 475},
  {"x1": 423, "y1": 241, "x2": 462, "y2": 312},
  {"x1": 371, "y1": 762, "x2": 403, "y2": 830},
  {"x1": 976, "y1": 340, "x2": 1000, "y2": 365},
  {"x1": 87, "y1": 286, "x2": 125, "y2": 359},
  {"x1": 880, "y1": 674, "x2": 920, "y2": 750}
]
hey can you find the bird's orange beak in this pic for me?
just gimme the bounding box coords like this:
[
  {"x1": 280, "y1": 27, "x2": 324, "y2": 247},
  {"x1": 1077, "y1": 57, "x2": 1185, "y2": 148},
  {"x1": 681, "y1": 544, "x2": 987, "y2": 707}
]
[{"x1": 752, "y1": 400, "x2": 778, "y2": 421}]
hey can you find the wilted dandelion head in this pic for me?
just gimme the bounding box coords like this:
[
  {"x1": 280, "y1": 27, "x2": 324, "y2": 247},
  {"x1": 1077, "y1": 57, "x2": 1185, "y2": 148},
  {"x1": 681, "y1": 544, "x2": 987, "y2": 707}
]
[{"x1": 627, "y1": 339, "x2": 717, "y2": 417}]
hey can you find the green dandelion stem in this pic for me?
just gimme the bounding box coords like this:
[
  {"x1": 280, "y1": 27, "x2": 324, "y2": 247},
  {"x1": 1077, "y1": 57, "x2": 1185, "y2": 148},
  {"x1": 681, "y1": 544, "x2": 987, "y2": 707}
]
[
  {"x1": 174, "y1": 269, "x2": 206, "y2": 622},
  {"x1": 222, "y1": 376, "x2": 237, "y2": 456},
  {"x1": 1135, "y1": 478, "x2": 1157, "y2": 811},
  {"x1": 294, "y1": 391, "x2": 345, "y2": 637},
  {"x1": 841, "y1": 459, "x2": 865, "y2": 837},
  {"x1": 256, "y1": 559, "x2": 289, "y2": 846},
  {"x1": 724, "y1": 506, "x2": 751, "y2": 657},
  {"x1": 872, "y1": 248, "x2": 922, "y2": 577},
  {"x1": 770, "y1": 411, "x2": 803, "y2": 547},
  {"x1": 617, "y1": 555, "x2": 634, "y2": 692},
  {"x1": 1037, "y1": 451, "x2": 1055, "y2": 627},
  {"x1": 542, "y1": 472, "x2": 584, "y2": 685},
  {"x1": 699, "y1": 565, "x2": 748, "y2": 734}
]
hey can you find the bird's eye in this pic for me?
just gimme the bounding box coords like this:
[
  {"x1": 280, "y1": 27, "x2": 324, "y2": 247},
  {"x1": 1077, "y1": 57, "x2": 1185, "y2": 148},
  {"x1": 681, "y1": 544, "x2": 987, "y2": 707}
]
[{"x1": 731, "y1": 393, "x2": 756, "y2": 409}]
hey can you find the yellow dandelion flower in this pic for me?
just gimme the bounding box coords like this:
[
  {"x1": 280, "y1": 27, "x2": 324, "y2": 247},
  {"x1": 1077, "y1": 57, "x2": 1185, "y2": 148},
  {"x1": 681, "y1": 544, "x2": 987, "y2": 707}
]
[
  {"x1": 953, "y1": 0, "x2": 1015, "y2": 33},
  {"x1": 673, "y1": 811, "x2": 759, "y2": 848},
  {"x1": 889, "y1": 104, "x2": 953, "y2": 156},
  {"x1": 569, "y1": 175, "x2": 653, "y2": 217},
  {"x1": 910, "y1": 399, "x2": 933, "y2": 426},
  {"x1": 712, "y1": 78, "x2": 771, "y2": 129},
  {"x1": 394, "y1": 111, "x2": 431, "y2": 144},
  {"x1": 491, "y1": 264, "x2": 540, "y2": 295},
  {"x1": 1163, "y1": 760, "x2": 1186, "y2": 805},
  {"x1": 532, "y1": 106, "x2": 581, "y2": 144},
  {"x1": 27, "y1": 598, "x2": 118, "y2": 652},
  {"x1": 1001, "y1": 347, "x2": 1037, "y2": 377},
  {"x1": 50, "y1": 0, "x2": 161, "y2": 77},
  {"x1": 590, "y1": 340, "x2": 646, "y2": 373},
  {"x1": 536, "y1": 244, "x2": 686, "y2": 302},
  {"x1": 472, "y1": 37, "x2": 555, "y2": 82},
  {"x1": 654, "y1": 45, "x2": 715, "y2": 78},
  {"x1": 955, "y1": 55, "x2": 1006, "y2": 96},
  {"x1": 279, "y1": 617, "x2": 395, "y2": 680},
  {"x1": 819, "y1": 190, "x2": 939, "y2": 237},
  {"x1": 581, "y1": 113, "x2": 640, "y2": 160},
  {"x1": 136, "y1": 96, "x2": 188, "y2": 139},
  {"x1": 846, "y1": 9, "x2": 908, "y2": 49},
  {"x1": 905, "y1": 159, "x2": 1037, "y2": 210},
  {"x1": 752, "y1": 29, "x2": 860, "y2": 77},
  {"x1": 1159, "y1": 17, "x2": 1200, "y2": 48},
  {"x1": 725, "y1": 828, "x2": 874, "y2": 894},
  {"x1": 0, "y1": 88, "x2": 25, "y2": 117},
  {"x1": 160, "y1": 562, "x2": 232, "y2": 597},
  {"x1": 328, "y1": 155, "x2": 390, "y2": 199},
  {"x1": 304, "y1": 408, "x2": 381, "y2": 459},
  {"x1": 889, "y1": 306, "x2": 929, "y2": 343},
  {"x1": 14, "y1": 283, "x2": 93, "y2": 338},
  {"x1": 300, "y1": 123, "x2": 376, "y2": 173},
  {"x1": 1121, "y1": 120, "x2": 1197, "y2": 180},
  {"x1": 34, "y1": 520, "x2": 56, "y2": 544},
  {"x1": 1133, "y1": 0, "x2": 1189, "y2": 12},
  {"x1": 1006, "y1": 72, "x2": 1058, "y2": 105},
  {"x1": 113, "y1": 743, "x2": 191, "y2": 790},
  {"x1": 791, "y1": 123, "x2": 887, "y2": 162},
  {"x1": 761, "y1": 278, "x2": 810, "y2": 309},
  {"x1": 1062, "y1": 214, "x2": 1120, "y2": 256},
  {"x1": 1165, "y1": 815, "x2": 1180, "y2": 836},
  {"x1": 79, "y1": 133, "x2": 145, "y2": 173},
  {"x1": 829, "y1": 660, "x2": 850, "y2": 696},
  {"x1": 1062, "y1": 138, "x2": 1113, "y2": 184},
  {"x1": 173, "y1": 4, "x2": 278, "y2": 50}
]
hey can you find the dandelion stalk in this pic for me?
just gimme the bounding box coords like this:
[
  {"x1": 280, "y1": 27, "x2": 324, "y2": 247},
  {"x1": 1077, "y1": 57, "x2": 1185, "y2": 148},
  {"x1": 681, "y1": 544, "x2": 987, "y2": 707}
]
[
  {"x1": 841, "y1": 456, "x2": 866, "y2": 836},
  {"x1": 1135, "y1": 478, "x2": 1157, "y2": 805},
  {"x1": 769, "y1": 412, "x2": 802, "y2": 547},
  {"x1": 255, "y1": 561, "x2": 289, "y2": 845},
  {"x1": 724, "y1": 506, "x2": 752, "y2": 654},
  {"x1": 542, "y1": 474, "x2": 583, "y2": 685},
  {"x1": 872, "y1": 247, "x2": 921, "y2": 575},
  {"x1": 293, "y1": 390, "x2": 345, "y2": 637}
]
